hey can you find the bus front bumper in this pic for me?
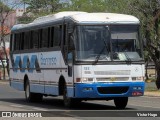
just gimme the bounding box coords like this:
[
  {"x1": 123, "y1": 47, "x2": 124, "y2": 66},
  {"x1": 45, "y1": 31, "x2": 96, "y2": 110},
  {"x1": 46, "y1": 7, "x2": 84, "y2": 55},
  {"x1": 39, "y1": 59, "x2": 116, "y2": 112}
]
[{"x1": 74, "y1": 82, "x2": 145, "y2": 99}]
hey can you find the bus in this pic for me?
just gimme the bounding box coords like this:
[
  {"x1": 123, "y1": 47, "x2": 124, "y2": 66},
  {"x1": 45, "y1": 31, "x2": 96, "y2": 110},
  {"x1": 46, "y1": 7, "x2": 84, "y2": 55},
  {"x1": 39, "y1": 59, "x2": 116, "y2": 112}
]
[{"x1": 10, "y1": 11, "x2": 145, "y2": 109}]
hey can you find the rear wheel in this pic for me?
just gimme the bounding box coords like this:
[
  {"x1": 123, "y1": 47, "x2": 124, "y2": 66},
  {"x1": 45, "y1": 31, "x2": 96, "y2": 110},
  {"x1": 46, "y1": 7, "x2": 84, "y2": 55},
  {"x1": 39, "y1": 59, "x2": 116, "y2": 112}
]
[
  {"x1": 114, "y1": 97, "x2": 128, "y2": 109},
  {"x1": 25, "y1": 80, "x2": 43, "y2": 102}
]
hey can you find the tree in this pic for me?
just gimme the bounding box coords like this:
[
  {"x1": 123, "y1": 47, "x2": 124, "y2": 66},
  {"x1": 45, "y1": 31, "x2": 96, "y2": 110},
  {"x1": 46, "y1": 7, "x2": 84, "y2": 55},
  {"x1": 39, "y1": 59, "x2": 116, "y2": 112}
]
[
  {"x1": 0, "y1": 0, "x2": 21, "y2": 79},
  {"x1": 104, "y1": 0, "x2": 132, "y2": 13},
  {"x1": 128, "y1": 0, "x2": 160, "y2": 89},
  {"x1": 22, "y1": 0, "x2": 62, "y2": 17},
  {"x1": 62, "y1": 0, "x2": 107, "y2": 12},
  {"x1": 99, "y1": 0, "x2": 160, "y2": 89}
]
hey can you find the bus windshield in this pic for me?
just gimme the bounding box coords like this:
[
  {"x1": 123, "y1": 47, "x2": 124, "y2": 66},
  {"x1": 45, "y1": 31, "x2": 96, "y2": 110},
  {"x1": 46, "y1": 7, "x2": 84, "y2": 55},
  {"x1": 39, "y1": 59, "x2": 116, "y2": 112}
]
[
  {"x1": 111, "y1": 25, "x2": 143, "y2": 61},
  {"x1": 76, "y1": 26, "x2": 110, "y2": 61},
  {"x1": 75, "y1": 25, "x2": 143, "y2": 62}
]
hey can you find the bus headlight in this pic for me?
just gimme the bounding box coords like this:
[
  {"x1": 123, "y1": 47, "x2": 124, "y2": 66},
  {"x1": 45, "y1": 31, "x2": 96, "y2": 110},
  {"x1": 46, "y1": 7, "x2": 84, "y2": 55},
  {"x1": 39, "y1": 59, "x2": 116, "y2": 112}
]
[{"x1": 132, "y1": 77, "x2": 144, "y2": 81}]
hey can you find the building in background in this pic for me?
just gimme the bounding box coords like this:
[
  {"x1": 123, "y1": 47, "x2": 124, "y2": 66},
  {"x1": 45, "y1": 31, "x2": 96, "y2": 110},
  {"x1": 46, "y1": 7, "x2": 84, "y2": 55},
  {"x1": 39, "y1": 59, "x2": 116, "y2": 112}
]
[
  {"x1": 16, "y1": 8, "x2": 25, "y2": 17},
  {"x1": 0, "y1": 11, "x2": 16, "y2": 59}
]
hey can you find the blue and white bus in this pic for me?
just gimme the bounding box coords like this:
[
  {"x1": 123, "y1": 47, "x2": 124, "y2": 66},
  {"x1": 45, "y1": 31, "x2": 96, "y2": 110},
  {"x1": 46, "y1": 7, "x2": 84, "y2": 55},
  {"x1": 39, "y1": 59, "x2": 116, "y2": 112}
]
[{"x1": 10, "y1": 11, "x2": 145, "y2": 108}]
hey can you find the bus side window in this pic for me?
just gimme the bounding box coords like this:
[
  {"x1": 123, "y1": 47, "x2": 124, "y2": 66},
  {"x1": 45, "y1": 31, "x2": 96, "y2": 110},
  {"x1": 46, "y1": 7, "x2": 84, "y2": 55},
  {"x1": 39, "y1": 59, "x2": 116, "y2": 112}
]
[
  {"x1": 50, "y1": 27, "x2": 54, "y2": 47},
  {"x1": 20, "y1": 32, "x2": 24, "y2": 50},
  {"x1": 54, "y1": 25, "x2": 62, "y2": 47},
  {"x1": 14, "y1": 33, "x2": 20, "y2": 51},
  {"x1": 54, "y1": 26, "x2": 59, "y2": 46},
  {"x1": 48, "y1": 27, "x2": 50, "y2": 48},
  {"x1": 41, "y1": 28, "x2": 49, "y2": 48},
  {"x1": 33, "y1": 30, "x2": 39, "y2": 49},
  {"x1": 24, "y1": 32, "x2": 31, "y2": 50}
]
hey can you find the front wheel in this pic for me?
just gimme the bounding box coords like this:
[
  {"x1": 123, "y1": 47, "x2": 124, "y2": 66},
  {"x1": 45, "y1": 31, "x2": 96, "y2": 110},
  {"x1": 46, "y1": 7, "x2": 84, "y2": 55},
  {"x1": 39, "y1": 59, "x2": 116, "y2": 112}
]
[
  {"x1": 114, "y1": 97, "x2": 128, "y2": 109},
  {"x1": 25, "y1": 80, "x2": 43, "y2": 102}
]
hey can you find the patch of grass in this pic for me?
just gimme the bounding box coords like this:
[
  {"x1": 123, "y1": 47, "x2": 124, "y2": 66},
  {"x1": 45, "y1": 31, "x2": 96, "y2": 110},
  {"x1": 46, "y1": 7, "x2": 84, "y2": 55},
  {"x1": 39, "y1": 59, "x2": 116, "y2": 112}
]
[
  {"x1": 145, "y1": 87, "x2": 158, "y2": 92},
  {"x1": 145, "y1": 77, "x2": 156, "y2": 82}
]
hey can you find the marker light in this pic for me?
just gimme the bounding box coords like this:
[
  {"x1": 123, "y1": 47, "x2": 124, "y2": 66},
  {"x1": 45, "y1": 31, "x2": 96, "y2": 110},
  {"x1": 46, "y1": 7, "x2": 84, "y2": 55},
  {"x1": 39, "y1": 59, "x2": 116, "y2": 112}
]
[
  {"x1": 132, "y1": 91, "x2": 143, "y2": 96},
  {"x1": 76, "y1": 78, "x2": 94, "y2": 83},
  {"x1": 132, "y1": 77, "x2": 144, "y2": 81},
  {"x1": 83, "y1": 87, "x2": 93, "y2": 91}
]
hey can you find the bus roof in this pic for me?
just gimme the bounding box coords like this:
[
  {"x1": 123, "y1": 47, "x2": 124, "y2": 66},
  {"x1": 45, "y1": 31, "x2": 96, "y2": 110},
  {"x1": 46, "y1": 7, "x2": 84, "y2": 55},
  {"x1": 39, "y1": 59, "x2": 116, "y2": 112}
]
[{"x1": 12, "y1": 11, "x2": 140, "y2": 31}]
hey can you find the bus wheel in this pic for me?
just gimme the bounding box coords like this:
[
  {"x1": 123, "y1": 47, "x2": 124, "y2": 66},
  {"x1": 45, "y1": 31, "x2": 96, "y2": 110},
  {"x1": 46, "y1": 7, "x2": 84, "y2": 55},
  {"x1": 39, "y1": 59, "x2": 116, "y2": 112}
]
[
  {"x1": 25, "y1": 80, "x2": 43, "y2": 102},
  {"x1": 114, "y1": 97, "x2": 128, "y2": 109},
  {"x1": 63, "y1": 84, "x2": 74, "y2": 108}
]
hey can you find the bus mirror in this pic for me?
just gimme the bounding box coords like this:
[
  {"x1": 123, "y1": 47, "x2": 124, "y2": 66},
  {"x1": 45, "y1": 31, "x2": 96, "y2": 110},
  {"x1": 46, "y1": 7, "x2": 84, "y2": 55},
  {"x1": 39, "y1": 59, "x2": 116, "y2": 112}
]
[
  {"x1": 68, "y1": 52, "x2": 73, "y2": 77},
  {"x1": 67, "y1": 52, "x2": 73, "y2": 62}
]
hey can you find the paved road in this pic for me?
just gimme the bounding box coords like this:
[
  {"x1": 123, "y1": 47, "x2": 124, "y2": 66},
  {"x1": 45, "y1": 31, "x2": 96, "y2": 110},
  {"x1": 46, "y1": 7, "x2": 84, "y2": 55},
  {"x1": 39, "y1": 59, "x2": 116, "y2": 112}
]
[{"x1": 0, "y1": 82, "x2": 160, "y2": 120}]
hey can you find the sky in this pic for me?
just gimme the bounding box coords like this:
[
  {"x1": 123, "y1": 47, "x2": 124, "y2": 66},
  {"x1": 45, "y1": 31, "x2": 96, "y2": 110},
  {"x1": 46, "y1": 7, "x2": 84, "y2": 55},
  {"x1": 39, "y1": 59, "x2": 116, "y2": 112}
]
[{"x1": 3, "y1": 0, "x2": 70, "y2": 9}]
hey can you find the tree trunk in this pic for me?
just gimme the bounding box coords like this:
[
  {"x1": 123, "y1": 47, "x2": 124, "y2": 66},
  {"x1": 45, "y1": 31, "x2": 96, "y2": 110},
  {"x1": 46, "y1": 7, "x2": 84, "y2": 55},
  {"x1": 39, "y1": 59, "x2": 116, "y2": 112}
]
[
  {"x1": 156, "y1": 68, "x2": 160, "y2": 89},
  {"x1": 145, "y1": 61, "x2": 149, "y2": 80}
]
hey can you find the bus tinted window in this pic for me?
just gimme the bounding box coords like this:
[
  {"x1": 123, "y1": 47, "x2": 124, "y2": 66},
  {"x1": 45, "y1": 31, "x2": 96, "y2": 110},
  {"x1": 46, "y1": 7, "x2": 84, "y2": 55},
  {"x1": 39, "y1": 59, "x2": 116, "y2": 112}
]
[
  {"x1": 24, "y1": 32, "x2": 31, "y2": 49},
  {"x1": 32, "y1": 30, "x2": 39, "y2": 49},
  {"x1": 54, "y1": 26, "x2": 62, "y2": 46},
  {"x1": 50, "y1": 27, "x2": 54, "y2": 47},
  {"x1": 14, "y1": 33, "x2": 20, "y2": 50},
  {"x1": 41, "y1": 28, "x2": 49, "y2": 48}
]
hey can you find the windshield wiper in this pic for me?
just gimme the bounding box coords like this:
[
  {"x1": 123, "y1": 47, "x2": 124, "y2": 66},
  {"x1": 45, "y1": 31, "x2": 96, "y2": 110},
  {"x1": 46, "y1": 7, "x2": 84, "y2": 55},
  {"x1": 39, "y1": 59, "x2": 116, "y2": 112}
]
[{"x1": 92, "y1": 38, "x2": 109, "y2": 65}]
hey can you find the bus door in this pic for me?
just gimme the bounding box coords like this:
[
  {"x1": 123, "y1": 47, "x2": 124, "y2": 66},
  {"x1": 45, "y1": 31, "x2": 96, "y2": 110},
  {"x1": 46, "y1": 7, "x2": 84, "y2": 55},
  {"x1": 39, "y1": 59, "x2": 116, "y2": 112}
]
[
  {"x1": 64, "y1": 23, "x2": 75, "y2": 97},
  {"x1": 66, "y1": 33, "x2": 75, "y2": 97}
]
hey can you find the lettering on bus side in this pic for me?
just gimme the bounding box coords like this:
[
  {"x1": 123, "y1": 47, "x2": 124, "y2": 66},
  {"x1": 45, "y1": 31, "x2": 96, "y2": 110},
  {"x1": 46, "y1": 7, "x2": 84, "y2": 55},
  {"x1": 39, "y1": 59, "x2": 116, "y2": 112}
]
[{"x1": 40, "y1": 53, "x2": 57, "y2": 66}]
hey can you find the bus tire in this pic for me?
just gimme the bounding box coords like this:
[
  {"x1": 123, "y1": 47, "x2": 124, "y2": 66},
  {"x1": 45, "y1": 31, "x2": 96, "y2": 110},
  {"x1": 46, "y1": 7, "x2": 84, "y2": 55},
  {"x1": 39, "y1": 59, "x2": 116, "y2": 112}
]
[
  {"x1": 25, "y1": 80, "x2": 43, "y2": 102},
  {"x1": 114, "y1": 97, "x2": 128, "y2": 109},
  {"x1": 63, "y1": 84, "x2": 75, "y2": 108}
]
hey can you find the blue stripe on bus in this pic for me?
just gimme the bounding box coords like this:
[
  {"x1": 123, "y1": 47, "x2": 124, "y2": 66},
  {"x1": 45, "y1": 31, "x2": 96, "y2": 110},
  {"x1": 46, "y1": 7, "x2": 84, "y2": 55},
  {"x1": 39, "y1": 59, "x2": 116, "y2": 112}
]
[
  {"x1": 30, "y1": 84, "x2": 44, "y2": 93},
  {"x1": 10, "y1": 81, "x2": 24, "y2": 91},
  {"x1": 13, "y1": 56, "x2": 21, "y2": 72},
  {"x1": 13, "y1": 55, "x2": 40, "y2": 73},
  {"x1": 44, "y1": 85, "x2": 59, "y2": 95},
  {"x1": 21, "y1": 55, "x2": 28, "y2": 72}
]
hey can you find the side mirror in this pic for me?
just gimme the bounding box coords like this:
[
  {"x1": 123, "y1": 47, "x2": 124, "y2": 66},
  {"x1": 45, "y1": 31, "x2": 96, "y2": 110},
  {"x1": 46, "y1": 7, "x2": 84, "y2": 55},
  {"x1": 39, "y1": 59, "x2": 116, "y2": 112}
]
[
  {"x1": 67, "y1": 52, "x2": 73, "y2": 77},
  {"x1": 67, "y1": 52, "x2": 73, "y2": 63}
]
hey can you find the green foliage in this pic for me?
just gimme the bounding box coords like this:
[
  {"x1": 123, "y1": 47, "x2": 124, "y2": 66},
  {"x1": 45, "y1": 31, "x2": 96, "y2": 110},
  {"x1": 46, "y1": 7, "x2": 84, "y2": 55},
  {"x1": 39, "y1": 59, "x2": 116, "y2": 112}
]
[
  {"x1": 105, "y1": 0, "x2": 131, "y2": 14},
  {"x1": 17, "y1": 16, "x2": 34, "y2": 24},
  {"x1": 22, "y1": 0, "x2": 62, "y2": 15},
  {"x1": 62, "y1": 0, "x2": 106, "y2": 12},
  {"x1": 0, "y1": 1, "x2": 11, "y2": 13}
]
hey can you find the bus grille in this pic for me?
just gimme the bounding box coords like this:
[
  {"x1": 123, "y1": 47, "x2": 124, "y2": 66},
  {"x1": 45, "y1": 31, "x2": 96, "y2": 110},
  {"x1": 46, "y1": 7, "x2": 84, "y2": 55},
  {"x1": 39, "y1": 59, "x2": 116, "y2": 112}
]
[
  {"x1": 94, "y1": 70, "x2": 130, "y2": 75},
  {"x1": 96, "y1": 77, "x2": 129, "y2": 82},
  {"x1": 97, "y1": 86, "x2": 129, "y2": 94}
]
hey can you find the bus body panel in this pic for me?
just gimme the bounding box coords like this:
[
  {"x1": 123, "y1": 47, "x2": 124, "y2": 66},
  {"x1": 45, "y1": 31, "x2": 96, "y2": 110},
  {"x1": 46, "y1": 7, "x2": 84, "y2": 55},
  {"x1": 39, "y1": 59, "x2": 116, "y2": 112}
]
[
  {"x1": 10, "y1": 51, "x2": 74, "y2": 96},
  {"x1": 73, "y1": 65, "x2": 145, "y2": 98}
]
